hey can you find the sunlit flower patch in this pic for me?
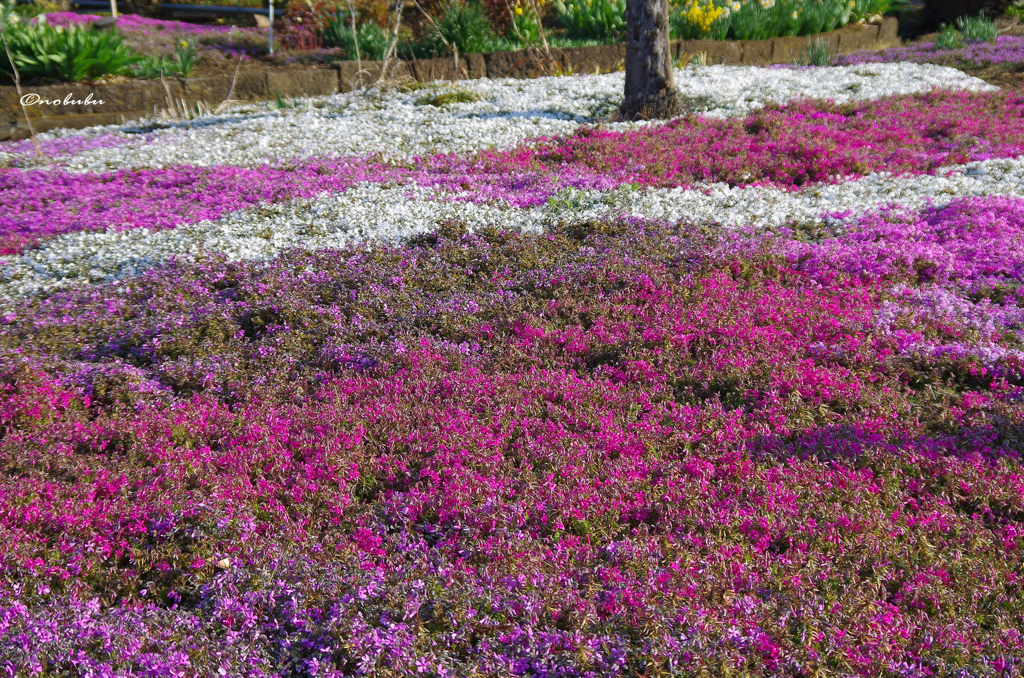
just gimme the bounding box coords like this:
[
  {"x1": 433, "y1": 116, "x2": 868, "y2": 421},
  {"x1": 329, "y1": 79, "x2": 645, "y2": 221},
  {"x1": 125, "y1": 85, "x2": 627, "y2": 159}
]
[{"x1": 1, "y1": 62, "x2": 1023, "y2": 675}]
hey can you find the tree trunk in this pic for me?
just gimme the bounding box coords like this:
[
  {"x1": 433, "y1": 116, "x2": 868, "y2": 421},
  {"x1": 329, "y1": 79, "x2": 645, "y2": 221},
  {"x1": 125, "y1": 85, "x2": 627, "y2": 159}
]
[{"x1": 620, "y1": 0, "x2": 682, "y2": 121}]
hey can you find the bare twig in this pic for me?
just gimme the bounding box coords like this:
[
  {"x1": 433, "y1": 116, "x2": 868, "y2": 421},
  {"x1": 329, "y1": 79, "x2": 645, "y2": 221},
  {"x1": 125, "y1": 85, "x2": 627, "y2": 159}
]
[
  {"x1": 503, "y1": 0, "x2": 557, "y2": 76},
  {"x1": 526, "y1": 0, "x2": 550, "y2": 58},
  {"x1": 160, "y1": 68, "x2": 179, "y2": 119},
  {"x1": 680, "y1": 50, "x2": 706, "y2": 67},
  {"x1": 409, "y1": 0, "x2": 463, "y2": 80},
  {"x1": 215, "y1": 54, "x2": 244, "y2": 114},
  {"x1": 504, "y1": 0, "x2": 528, "y2": 44},
  {"x1": 379, "y1": 0, "x2": 404, "y2": 81},
  {"x1": 344, "y1": 0, "x2": 362, "y2": 84}
]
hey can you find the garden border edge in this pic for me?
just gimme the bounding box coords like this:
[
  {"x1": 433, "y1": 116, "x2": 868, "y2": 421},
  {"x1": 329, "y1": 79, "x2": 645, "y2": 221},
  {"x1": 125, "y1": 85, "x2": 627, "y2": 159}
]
[{"x1": 0, "y1": 17, "x2": 898, "y2": 141}]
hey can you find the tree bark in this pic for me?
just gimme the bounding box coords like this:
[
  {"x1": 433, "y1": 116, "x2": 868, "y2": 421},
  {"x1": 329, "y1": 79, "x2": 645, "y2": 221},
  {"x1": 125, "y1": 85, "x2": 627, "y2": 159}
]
[{"x1": 620, "y1": 0, "x2": 682, "y2": 121}]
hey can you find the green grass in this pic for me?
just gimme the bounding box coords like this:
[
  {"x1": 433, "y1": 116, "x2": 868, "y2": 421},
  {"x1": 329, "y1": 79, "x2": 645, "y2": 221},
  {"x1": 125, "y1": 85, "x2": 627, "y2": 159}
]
[{"x1": 415, "y1": 87, "x2": 480, "y2": 106}]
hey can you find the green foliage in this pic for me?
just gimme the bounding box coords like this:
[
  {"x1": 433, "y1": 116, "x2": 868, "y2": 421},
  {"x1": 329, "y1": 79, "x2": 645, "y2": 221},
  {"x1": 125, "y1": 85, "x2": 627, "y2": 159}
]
[
  {"x1": 430, "y1": 1, "x2": 498, "y2": 54},
  {"x1": 956, "y1": 12, "x2": 998, "y2": 43},
  {"x1": 321, "y1": 9, "x2": 390, "y2": 60},
  {"x1": 0, "y1": 18, "x2": 140, "y2": 83},
  {"x1": 508, "y1": 3, "x2": 540, "y2": 43},
  {"x1": 794, "y1": 0, "x2": 851, "y2": 33},
  {"x1": 415, "y1": 86, "x2": 480, "y2": 105},
  {"x1": 174, "y1": 33, "x2": 197, "y2": 77},
  {"x1": 273, "y1": 91, "x2": 299, "y2": 109},
  {"x1": 664, "y1": 0, "x2": 880, "y2": 43},
  {"x1": 0, "y1": 0, "x2": 16, "y2": 32},
  {"x1": 397, "y1": 1, "x2": 502, "y2": 58},
  {"x1": 725, "y1": 0, "x2": 849, "y2": 41},
  {"x1": 11, "y1": 2, "x2": 47, "y2": 20},
  {"x1": 554, "y1": 0, "x2": 625, "y2": 42},
  {"x1": 130, "y1": 54, "x2": 177, "y2": 78},
  {"x1": 934, "y1": 23, "x2": 965, "y2": 50},
  {"x1": 802, "y1": 35, "x2": 835, "y2": 65},
  {"x1": 847, "y1": 0, "x2": 906, "y2": 19},
  {"x1": 125, "y1": 34, "x2": 197, "y2": 79}
]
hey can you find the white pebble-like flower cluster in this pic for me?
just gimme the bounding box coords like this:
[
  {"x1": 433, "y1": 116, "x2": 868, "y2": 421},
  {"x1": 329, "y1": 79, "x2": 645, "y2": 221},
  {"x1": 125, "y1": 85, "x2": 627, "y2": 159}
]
[
  {"x1": 3, "y1": 157, "x2": 1021, "y2": 300},
  {"x1": 2, "y1": 62, "x2": 993, "y2": 173}
]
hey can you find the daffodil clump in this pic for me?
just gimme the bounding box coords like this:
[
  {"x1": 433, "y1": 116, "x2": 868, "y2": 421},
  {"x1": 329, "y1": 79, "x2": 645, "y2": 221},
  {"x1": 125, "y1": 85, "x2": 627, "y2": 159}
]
[
  {"x1": 681, "y1": 0, "x2": 726, "y2": 33},
  {"x1": 670, "y1": 0, "x2": 891, "y2": 42},
  {"x1": 670, "y1": 0, "x2": 732, "y2": 40}
]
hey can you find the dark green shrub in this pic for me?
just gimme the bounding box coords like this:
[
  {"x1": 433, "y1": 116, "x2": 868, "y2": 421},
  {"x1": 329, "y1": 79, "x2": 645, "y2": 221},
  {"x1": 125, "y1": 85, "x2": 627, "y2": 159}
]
[
  {"x1": 322, "y1": 10, "x2": 390, "y2": 60},
  {"x1": 430, "y1": 1, "x2": 498, "y2": 54}
]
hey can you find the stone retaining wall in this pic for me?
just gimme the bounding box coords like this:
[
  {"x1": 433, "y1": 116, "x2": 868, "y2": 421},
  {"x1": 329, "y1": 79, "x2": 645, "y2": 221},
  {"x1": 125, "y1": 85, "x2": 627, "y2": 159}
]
[{"x1": 0, "y1": 18, "x2": 898, "y2": 141}]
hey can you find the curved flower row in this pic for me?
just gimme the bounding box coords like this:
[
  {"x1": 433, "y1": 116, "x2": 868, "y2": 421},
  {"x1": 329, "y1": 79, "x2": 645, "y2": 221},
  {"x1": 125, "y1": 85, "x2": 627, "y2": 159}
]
[
  {"x1": 6, "y1": 153, "x2": 1024, "y2": 299},
  {"x1": 3, "y1": 87, "x2": 1024, "y2": 288}
]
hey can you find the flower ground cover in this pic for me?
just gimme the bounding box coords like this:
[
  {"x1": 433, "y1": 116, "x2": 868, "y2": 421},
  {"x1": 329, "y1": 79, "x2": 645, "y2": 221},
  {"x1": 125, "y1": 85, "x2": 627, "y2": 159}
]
[
  {"x1": 837, "y1": 35, "x2": 1024, "y2": 70},
  {"x1": 2, "y1": 63, "x2": 1024, "y2": 675}
]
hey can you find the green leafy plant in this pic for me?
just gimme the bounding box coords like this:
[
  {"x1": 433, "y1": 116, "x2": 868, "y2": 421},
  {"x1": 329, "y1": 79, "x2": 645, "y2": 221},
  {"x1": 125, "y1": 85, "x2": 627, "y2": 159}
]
[
  {"x1": 956, "y1": 12, "x2": 998, "y2": 44},
  {"x1": 321, "y1": 9, "x2": 390, "y2": 60},
  {"x1": 795, "y1": 0, "x2": 851, "y2": 34},
  {"x1": 934, "y1": 23, "x2": 964, "y2": 50},
  {"x1": 0, "y1": 17, "x2": 140, "y2": 83},
  {"x1": 847, "y1": 0, "x2": 906, "y2": 20},
  {"x1": 800, "y1": 35, "x2": 835, "y2": 65},
  {"x1": 554, "y1": 0, "x2": 626, "y2": 42},
  {"x1": 131, "y1": 54, "x2": 177, "y2": 78},
  {"x1": 430, "y1": 1, "x2": 498, "y2": 54},
  {"x1": 174, "y1": 33, "x2": 198, "y2": 77},
  {"x1": 508, "y1": 2, "x2": 540, "y2": 44},
  {"x1": 723, "y1": 0, "x2": 849, "y2": 41}
]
